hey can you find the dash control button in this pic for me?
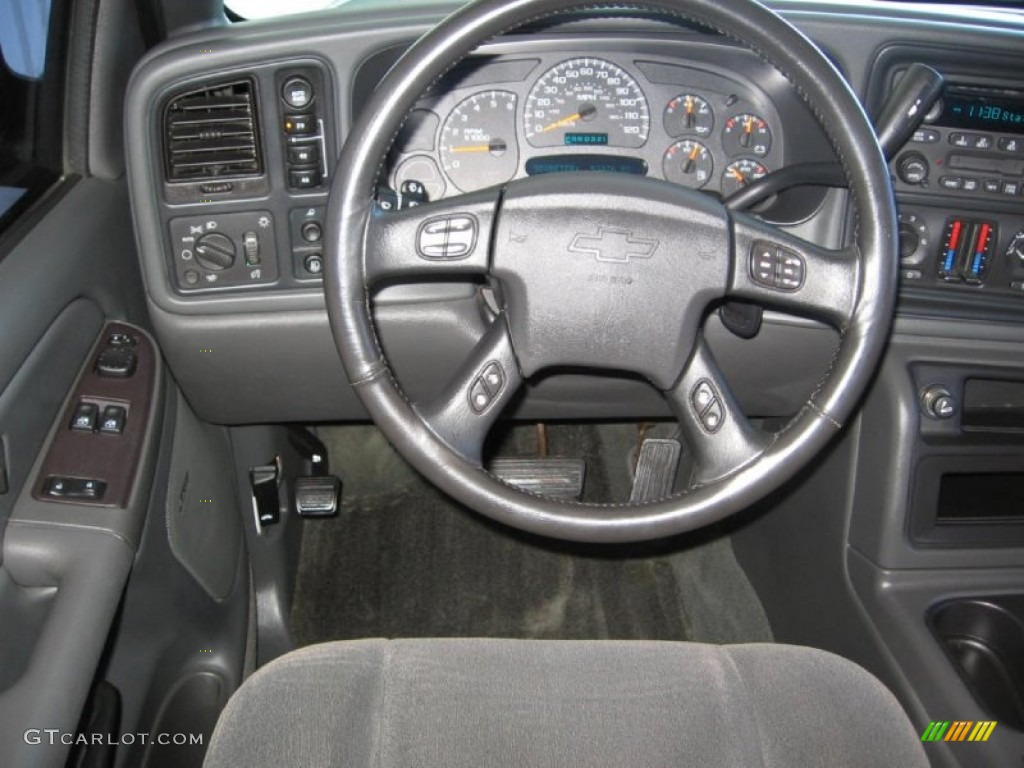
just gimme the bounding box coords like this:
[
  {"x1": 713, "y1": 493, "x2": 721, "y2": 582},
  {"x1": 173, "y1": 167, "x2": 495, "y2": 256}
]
[{"x1": 469, "y1": 361, "x2": 506, "y2": 414}]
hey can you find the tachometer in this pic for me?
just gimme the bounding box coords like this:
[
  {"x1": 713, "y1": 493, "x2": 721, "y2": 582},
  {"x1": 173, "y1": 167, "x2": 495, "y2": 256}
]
[
  {"x1": 524, "y1": 58, "x2": 649, "y2": 148},
  {"x1": 439, "y1": 90, "x2": 519, "y2": 193}
]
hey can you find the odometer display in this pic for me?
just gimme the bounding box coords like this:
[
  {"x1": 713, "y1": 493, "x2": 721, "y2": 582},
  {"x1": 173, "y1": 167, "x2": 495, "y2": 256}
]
[{"x1": 524, "y1": 58, "x2": 649, "y2": 148}]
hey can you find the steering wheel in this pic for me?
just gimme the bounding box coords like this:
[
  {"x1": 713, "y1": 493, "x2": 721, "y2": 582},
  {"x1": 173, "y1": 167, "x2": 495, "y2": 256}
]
[{"x1": 325, "y1": 0, "x2": 897, "y2": 543}]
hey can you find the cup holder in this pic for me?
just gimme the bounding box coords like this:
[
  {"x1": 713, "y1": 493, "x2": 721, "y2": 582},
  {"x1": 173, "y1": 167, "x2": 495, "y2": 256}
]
[{"x1": 929, "y1": 595, "x2": 1024, "y2": 732}]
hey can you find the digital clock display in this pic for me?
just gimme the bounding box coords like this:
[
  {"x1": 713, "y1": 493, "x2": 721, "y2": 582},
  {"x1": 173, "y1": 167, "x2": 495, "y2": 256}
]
[{"x1": 939, "y1": 91, "x2": 1024, "y2": 135}]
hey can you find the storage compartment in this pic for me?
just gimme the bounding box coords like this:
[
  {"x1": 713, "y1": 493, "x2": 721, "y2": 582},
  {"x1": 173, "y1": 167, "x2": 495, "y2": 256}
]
[
  {"x1": 0, "y1": 568, "x2": 57, "y2": 693},
  {"x1": 929, "y1": 596, "x2": 1024, "y2": 731}
]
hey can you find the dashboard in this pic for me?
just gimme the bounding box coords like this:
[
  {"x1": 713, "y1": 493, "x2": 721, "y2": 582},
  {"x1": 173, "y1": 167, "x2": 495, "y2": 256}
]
[
  {"x1": 122, "y1": 3, "x2": 1024, "y2": 427},
  {"x1": 382, "y1": 50, "x2": 787, "y2": 203}
]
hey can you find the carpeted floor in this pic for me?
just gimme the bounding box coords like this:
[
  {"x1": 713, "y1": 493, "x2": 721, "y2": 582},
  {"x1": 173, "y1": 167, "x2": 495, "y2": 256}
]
[{"x1": 289, "y1": 424, "x2": 772, "y2": 647}]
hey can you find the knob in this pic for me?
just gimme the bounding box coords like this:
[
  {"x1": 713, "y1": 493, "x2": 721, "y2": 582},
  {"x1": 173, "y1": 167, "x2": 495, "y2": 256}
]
[
  {"x1": 898, "y1": 222, "x2": 920, "y2": 260},
  {"x1": 920, "y1": 385, "x2": 957, "y2": 420},
  {"x1": 194, "y1": 232, "x2": 236, "y2": 272},
  {"x1": 896, "y1": 152, "x2": 929, "y2": 185},
  {"x1": 1006, "y1": 230, "x2": 1024, "y2": 265}
]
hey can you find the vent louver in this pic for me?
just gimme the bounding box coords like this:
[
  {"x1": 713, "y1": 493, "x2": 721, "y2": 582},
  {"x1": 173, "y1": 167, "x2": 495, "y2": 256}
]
[{"x1": 164, "y1": 80, "x2": 262, "y2": 182}]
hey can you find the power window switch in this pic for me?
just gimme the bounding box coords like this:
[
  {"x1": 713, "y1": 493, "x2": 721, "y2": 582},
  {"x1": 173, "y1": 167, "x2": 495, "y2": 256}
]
[
  {"x1": 44, "y1": 476, "x2": 106, "y2": 500},
  {"x1": 100, "y1": 405, "x2": 127, "y2": 435},
  {"x1": 71, "y1": 402, "x2": 99, "y2": 432}
]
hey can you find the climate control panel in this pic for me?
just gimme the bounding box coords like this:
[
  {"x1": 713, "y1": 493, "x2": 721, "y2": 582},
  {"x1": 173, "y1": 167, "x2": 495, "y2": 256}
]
[{"x1": 898, "y1": 205, "x2": 1024, "y2": 297}]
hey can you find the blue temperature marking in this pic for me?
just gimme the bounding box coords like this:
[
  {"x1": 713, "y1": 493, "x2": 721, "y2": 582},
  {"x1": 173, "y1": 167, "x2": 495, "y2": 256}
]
[
  {"x1": 973, "y1": 253, "x2": 984, "y2": 275},
  {"x1": 944, "y1": 250, "x2": 957, "y2": 272}
]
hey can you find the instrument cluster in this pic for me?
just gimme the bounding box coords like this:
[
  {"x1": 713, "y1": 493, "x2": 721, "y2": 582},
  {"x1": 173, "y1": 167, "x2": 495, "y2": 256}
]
[{"x1": 386, "y1": 54, "x2": 784, "y2": 203}]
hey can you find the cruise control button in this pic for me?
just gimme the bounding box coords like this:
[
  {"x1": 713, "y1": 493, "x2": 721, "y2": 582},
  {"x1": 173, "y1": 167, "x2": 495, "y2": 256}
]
[
  {"x1": 71, "y1": 402, "x2": 99, "y2": 432},
  {"x1": 100, "y1": 405, "x2": 127, "y2": 435},
  {"x1": 417, "y1": 215, "x2": 478, "y2": 260},
  {"x1": 469, "y1": 361, "x2": 506, "y2": 414}
]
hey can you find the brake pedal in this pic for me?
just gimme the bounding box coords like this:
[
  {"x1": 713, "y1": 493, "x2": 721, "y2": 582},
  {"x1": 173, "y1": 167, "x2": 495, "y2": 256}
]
[
  {"x1": 490, "y1": 457, "x2": 585, "y2": 500},
  {"x1": 294, "y1": 475, "x2": 342, "y2": 517},
  {"x1": 629, "y1": 438, "x2": 682, "y2": 502}
]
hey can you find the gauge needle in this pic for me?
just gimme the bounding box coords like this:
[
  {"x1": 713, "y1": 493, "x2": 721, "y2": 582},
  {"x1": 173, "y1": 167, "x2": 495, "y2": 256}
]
[
  {"x1": 451, "y1": 139, "x2": 508, "y2": 154},
  {"x1": 730, "y1": 167, "x2": 747, "y2": 184},
  {"x1": 683, "y1": 144, "x2": 700, "y2": 173},
  {"x1": 539, "y1": 104, "x2": 597, "y2": 133},
  {"x1": 684, "y1": 96, "x2": 694, "y2": 127}
]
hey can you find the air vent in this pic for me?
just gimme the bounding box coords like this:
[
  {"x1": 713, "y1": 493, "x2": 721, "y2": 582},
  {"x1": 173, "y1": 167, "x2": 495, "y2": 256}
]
[{"x1": 164, "y1": 80, "x2": 262, "y2": 182}]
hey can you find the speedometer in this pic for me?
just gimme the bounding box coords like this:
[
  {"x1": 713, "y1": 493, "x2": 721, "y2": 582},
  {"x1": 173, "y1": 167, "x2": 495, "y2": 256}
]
[{"x1": 524, "y1": 58, "x2": 649, "y2": 148}]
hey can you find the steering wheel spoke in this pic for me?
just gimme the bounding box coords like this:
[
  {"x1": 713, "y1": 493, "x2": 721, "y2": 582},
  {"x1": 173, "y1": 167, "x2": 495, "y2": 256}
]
[
  {"x1": 414, "y1": 316, "x2": 522, "y2": 465},
  {"x1": 364, "y1": 189, "x2": 500, "y2": 285},
  {"x1": 666, "y1": 337, "x2": 771, "y2": 486},
  {"x1": 729, "y1": 211, "x2": 861, "y2": 328}
]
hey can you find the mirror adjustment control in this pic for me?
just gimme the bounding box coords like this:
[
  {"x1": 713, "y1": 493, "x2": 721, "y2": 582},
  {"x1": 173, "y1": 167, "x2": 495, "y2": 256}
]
[{"x1": 96, "y1": 347, "x2": 137, "y2": 378}]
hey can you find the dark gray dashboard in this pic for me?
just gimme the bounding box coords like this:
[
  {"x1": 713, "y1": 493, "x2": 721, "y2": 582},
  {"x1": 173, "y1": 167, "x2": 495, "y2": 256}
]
[{"x1": 124, "y1": 1, "x2": 1024, "y2": 425}]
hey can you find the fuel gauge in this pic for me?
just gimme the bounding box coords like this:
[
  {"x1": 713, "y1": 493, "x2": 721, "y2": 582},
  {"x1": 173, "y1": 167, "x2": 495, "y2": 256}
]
[
  {"x1": 722, "y1": 159, "x2": 769, "y2": 196},
  {"x1": 664, "y1": 93, "x2": 714, "y2": 138},
  {"x1": 663, "y1": 140, "x2": 714, "y2": 189}
]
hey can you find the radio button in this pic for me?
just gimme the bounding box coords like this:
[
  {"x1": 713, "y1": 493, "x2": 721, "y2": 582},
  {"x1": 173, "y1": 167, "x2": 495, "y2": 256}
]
[
  {"x1": 939, "y1": 176, "x2": 963, "y2": 191},
  {"x1": 972, "y1": 134, "x2": 994, "y2": 150},
  {"x1": 984, "y1": 179, "x2": 1001, "y2": 194},
  {"x1": 1001, "y1": 181, "x2": 1021, "y2": 196},
  {"x1": 962, "y1": 178, "x2": 980, "y2": 192},
  {"x1": 911, "y1": 128, "x2": 940, "y2": 144},
  {"x1": 998, "y1": 137, "x2": 1023, "y2": 153},
  {"x1": 949, "y1": 133, "x2": 971, "y2": 148}
]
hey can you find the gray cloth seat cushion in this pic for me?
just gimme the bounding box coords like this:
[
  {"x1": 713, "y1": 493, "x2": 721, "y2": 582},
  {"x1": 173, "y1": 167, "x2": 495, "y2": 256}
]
[{"x1": 204, "y1": 639, "x2": 928, "y2": 767}]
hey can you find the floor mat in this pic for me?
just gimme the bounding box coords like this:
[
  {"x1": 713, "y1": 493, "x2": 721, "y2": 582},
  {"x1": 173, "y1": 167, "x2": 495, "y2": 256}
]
[{"x1": 289, "y1": 425, "x2": 772, "y2": 647}]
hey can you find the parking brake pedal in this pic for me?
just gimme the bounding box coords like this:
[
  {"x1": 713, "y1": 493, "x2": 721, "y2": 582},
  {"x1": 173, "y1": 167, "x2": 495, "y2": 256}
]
[
  {"x1": 490, "y1": 458, "x2": 585, "y2": 500},
  {"x1": 629, "y1": 439, "x2": 682, "y2": 502}
]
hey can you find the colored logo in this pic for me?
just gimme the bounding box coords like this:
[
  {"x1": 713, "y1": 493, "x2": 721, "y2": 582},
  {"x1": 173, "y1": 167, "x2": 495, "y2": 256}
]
[{"x1": 921, "y1": 721, "x2": 997, "y2": 742}]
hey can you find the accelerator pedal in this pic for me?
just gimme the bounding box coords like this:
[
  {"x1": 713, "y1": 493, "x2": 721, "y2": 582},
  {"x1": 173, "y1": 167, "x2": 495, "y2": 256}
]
[
  {"x1": 629, "y1": 438, "x2": 682, "y2": 502},
  {"x1": 490, "y1": 457, "x2": 586, "y2": 500}
]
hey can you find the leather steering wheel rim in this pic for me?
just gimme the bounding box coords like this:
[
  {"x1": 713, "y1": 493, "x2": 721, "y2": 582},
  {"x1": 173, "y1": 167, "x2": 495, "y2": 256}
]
[{"x1": 325, "y1": 0, "x2": 897, "y2": 543}]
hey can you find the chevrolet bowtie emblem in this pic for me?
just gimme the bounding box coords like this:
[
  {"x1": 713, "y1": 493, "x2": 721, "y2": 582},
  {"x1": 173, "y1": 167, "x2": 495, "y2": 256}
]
[{"x1": 567, "y1": 226, "x2": 659, "y2": 264}]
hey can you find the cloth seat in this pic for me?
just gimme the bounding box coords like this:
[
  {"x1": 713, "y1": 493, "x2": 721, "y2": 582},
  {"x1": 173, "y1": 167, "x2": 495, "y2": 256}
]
[{"x1": 204, "y1": 638, "x2": 928, "y2": 767}]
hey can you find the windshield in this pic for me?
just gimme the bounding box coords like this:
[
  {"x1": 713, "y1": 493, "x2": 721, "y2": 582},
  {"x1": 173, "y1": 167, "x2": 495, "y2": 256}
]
[{"x1": 225, "y1": 0, "x2": 1024, "y2": 19}]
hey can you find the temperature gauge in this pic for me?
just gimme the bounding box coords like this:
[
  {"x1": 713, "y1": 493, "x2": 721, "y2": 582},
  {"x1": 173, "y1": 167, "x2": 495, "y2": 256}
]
[
  {"x1": 722, "y1": 113, "x2": 772, "y2": 156},
  {"x1": 664, "y1": 94, "x2": 714, "y2": 137},
  {"x1": 663, "y1": 140, "x2": 714, "y2": 189},
  {"x1": 722, "y1": 159, "x2": 768, "y2": 196}
]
